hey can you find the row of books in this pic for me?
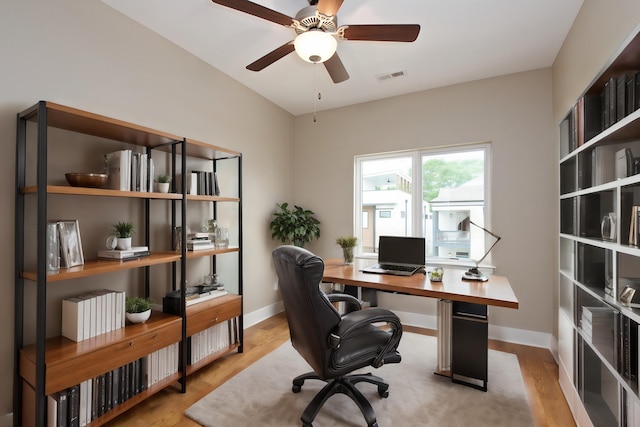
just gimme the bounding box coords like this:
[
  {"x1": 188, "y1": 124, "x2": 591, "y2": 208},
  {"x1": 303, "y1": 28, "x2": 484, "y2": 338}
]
[
  {"x1": 176, "y1": 171, "x2": 220, "y2": 196},
  {"x1": 62, "y1": 290, "x2": 125, "y2": 342},
  {"x1": 188, "y1": 317, "x2": 239, "y2": 365},
  {"x1": 47, "y1": 342, "x2": 178, "y2": 426},
  {"x1": 563, "y1": 72, "x2": 640, "y2": 156},
  {"x1": 104, "y1": 150, "x2": 155, "y2": 192}
]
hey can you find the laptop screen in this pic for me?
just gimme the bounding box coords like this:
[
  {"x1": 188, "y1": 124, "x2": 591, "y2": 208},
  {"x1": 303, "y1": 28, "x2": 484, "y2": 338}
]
[{"x1": 378, "y1": 236, "x2": 426, "y2": 265}]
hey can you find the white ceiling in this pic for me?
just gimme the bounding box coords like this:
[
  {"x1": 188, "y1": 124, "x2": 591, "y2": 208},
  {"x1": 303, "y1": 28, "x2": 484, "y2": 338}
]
[{"x1": 102, "y1": 0, "x2": 583, "y2": 116}]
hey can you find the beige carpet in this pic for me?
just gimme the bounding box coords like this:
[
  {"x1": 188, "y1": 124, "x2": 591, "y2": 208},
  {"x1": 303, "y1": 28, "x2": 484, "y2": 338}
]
[{"x1": 186, "y1": 332, "x2": 534, "y2": 427}]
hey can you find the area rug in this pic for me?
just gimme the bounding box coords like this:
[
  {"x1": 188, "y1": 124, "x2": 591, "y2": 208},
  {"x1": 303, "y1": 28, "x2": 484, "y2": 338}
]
[{"x1": 185, "y1": 332, "x2": 534, "y2": 427}]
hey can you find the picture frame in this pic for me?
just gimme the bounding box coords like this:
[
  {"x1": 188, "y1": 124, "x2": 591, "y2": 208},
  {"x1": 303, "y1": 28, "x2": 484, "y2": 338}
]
[{"x1": 58, "y1": 220, "x2": 84, "y2": 268}]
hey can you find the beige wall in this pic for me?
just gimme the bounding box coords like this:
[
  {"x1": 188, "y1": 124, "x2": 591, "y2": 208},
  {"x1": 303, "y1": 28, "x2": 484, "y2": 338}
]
[
  {"x1": 0, "y1": 0, "x2": 294, "y2": 417},
  {"x1": 294, "y1": 68, "x2": 556, "y2": 334}
]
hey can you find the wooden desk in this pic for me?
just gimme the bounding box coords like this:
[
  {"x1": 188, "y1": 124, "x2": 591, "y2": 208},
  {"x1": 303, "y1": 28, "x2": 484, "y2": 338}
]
[
  {"x1": 322, "y1": 259, "x2": 519, "y2": 309},
  {"x1": 322, "y1": 258, "x2": 519, "y2": 391}
]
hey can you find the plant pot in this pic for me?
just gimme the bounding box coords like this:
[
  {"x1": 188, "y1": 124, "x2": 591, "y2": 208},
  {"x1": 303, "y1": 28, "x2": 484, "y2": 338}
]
[
  {"x1": 156, "y1": 182, "x2": 170, "y2": 193},
  {"x1": 116, "y1": 237, "x2": 132, "y2": 250},
  {"x1": 126, "y1": 309, "x2": 151, "y2": 324},
  {"x1": 342, "y1": 246, "x2": 354, "y2": 265}
]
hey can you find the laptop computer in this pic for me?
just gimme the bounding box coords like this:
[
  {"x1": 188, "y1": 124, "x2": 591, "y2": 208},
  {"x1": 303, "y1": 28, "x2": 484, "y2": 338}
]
[{"x1": 362, "y1": 236, "x2": 426, "y2": 276}]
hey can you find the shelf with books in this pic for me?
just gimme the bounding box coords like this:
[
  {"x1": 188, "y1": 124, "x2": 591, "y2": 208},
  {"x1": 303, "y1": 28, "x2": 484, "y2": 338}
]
[
  {"x1": 558, "y1": 25, "x2": 640, "y2": 426},
  {"x1": 14, "y1": 100, "x2": 244, "y2": 426}
]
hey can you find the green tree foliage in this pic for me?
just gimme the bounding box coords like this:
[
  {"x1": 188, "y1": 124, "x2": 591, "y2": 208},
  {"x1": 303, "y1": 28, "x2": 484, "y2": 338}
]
[{"x1": 422, "y1": 158, "x2": 483, "y2": 202}]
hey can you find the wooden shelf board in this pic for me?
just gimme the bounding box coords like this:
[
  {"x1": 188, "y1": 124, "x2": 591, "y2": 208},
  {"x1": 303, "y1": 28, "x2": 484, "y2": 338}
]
[
  {"x1": 181, "y1": 137, "x2": 241, "y2": 160},
  {"x1": 20, "y1": 185, "x2": 183, "y2": 200},
  {"x1": 20, "y1": 101, "x2": 182, "y2": 149},
  {"x1": 185, "y1": 295, "x2": 242, "y2": 337},
  {"x1": 185, "y1": 194, "x2": 240, "y2": 202},
  {"x1": 185, "y1": 247, "x2": 240, "y2": 259},
  {"x1": 21, "y1": 252, "x2": 182, "y2": 282}
]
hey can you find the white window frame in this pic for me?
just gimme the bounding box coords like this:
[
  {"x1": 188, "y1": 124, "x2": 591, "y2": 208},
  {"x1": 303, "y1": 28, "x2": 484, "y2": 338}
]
[{"x1": 354, "y1": 142, "x2": 492, "y2": 268}]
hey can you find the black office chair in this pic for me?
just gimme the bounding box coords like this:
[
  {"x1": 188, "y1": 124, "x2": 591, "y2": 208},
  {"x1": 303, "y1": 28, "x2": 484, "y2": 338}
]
[{"x1": 272, "y1": 245, "x2": 403, "y2": 427}]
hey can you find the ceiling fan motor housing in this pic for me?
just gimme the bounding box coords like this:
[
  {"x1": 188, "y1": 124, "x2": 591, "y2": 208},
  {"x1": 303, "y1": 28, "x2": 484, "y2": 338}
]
[{"x1": 294, "y1": 5, "x2": 337, "y2": 34}]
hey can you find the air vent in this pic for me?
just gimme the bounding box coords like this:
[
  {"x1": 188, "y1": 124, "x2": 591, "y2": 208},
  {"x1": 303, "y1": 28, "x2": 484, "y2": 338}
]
[{"x1": 376, "y1": 70, "x2": 406, "y2": 82}]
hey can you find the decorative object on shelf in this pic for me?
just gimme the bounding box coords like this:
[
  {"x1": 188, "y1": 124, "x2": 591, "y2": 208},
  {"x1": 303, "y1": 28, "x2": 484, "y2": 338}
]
[
  {"x1": 215, "y1": 227, "x2": 229, "y2": 248},
  {"x1": 269, "y1": 202, "x2": 320, "y2": 247},
  {"x1": 428, "y1": 267, "x2": 443, "y2": 282},
  {"x1": 46, "y1": 222, "x2": 60, "y2": 273},
  {"x1": 601, "y1": 212, "x2": 616, "y2": 241},
  {"x1": 335, "y1": 236, "x2": 357, "y2": 264},
  {"x1": 202, "y1": 218, "x2": 218, "y2": 242},
  {"x1": 65, "y1": 172, "x2": 108, "y2": 188},
  {"x1": 125, "y1": 296, "x2": 153, "y2": 324},
  {"x1": 461, "y1": 219, "x2": 501, "y2": 282},
  {"x1": 112, "y1": 221, "x2": 134, "y2": 250},
  {"x1": 155, "y1": 174, "x2": 171, "y2": 193},
  {"x1": 629, "y1": 206, "x2": 639, "y2": 246},
  {"x1": 57, "y1": 220, "x2": 84, "y2": 268}
]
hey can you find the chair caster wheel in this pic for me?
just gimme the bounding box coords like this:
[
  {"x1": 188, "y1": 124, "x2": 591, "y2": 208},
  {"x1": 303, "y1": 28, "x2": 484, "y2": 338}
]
[
  {"x1": 292, "y1": 384, "x2": 302, "y2": 393},
  {"x1": 302, "y1": 423, "x2": 312, "y2": 427},
  {"x1": 378, "y1": 386, "x2": 389, "y2": 398}
]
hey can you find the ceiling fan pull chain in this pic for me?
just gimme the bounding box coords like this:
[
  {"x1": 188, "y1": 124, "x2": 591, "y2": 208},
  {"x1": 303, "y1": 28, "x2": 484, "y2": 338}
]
[{"x1": 313, "y1": 62, "x2": 319, "y2": 123}]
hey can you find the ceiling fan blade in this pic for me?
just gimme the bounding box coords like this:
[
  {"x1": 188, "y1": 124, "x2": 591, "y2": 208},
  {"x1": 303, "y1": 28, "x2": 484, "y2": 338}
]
[
  {"x1": 316, "y1": 0, "x2": 344, "y2": 16},
  {"x1": 246, "y1": 42, "x2": 295, "y2": 71},
  {"x1": 324, "y1": 53, "x2": 349, "y2": 83},
  {"x1": 211, "y1": 0, "x2": 293, "y2": 27},
  {"x1": 342, "y1": 24, "x2": 420, "y2": 42}
]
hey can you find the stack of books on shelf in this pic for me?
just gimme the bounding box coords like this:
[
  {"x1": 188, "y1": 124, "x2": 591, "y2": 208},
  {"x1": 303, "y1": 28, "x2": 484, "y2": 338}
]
[
  {"x1": 62, "y1": 290, "x2": 125, "y2": 342},
  {"x1": 581, "y1": 306, "x2": 615, "y2": 347},
  {"x1": 186, "y1": 233, "x2": 215, "y2": 251},
  {"x1": 162, "y1": 285, "x2": 228, "y2": 315},
  {"x1": 97, "y1": 246, "x2": 150, "y2": 261},
  {"x1": 188, "y1": 317, "x2": 240, "y2": 365},
  {"x1": 104, "y1": 149, "x2": 155, "y2": 192},
  {"x1": 47, "y1": 342, "x2": 178, "y2": 426}
]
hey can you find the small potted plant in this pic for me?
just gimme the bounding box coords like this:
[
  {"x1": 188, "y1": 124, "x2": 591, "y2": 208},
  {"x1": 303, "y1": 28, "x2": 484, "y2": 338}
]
[
  {"x1": 269, "y1": 202, "x2": 320, "y2": 248},
  {"x1": 336, "y1": 236, "x2": 358, "y2": 265},
  {"x1": 155, "y1": 174, "x2": 171, "y2": 193},
  {"x1": 125, "y1": 296, "x2": 153, "y2": 323},
  {"x1": 112, "y1": 221, "x2": 134, "y2": 250}
]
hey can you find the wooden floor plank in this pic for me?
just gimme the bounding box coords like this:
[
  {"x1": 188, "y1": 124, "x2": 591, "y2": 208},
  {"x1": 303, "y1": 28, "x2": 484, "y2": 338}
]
[{"x1": 106, "y1": 313, "x2": 575, "y2": 426}]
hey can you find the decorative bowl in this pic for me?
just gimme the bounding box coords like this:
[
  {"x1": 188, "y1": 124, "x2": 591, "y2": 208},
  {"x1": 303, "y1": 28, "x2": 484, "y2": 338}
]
[{"x1": 65, "y1": 173, "x2": 108, "y2": 188}]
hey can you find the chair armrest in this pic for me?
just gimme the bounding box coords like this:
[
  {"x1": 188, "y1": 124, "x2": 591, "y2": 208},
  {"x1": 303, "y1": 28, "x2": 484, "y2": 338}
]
[
  {"x1": 326, "y1": 293, "x2": 362, "y2": 313},
  {"x1": 332, "y1": 308, "x2": 403, "y2": 368}
]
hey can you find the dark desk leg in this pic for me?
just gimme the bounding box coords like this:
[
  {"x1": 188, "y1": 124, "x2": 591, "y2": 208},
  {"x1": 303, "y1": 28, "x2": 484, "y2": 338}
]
[{"x1": 451, "y1": 302, "x2": 488, "y2": 391}]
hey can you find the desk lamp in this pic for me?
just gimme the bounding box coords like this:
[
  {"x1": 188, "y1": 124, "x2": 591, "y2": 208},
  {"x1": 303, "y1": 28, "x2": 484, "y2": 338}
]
[{"x1": 463, "y1": 220, "x2": 501, "y2": 281}]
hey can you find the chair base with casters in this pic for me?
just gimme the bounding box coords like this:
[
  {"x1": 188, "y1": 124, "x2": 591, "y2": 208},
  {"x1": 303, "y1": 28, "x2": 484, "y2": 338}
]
[{"x1": 292, "y1": 371, "x2": 390, "y2": 427}]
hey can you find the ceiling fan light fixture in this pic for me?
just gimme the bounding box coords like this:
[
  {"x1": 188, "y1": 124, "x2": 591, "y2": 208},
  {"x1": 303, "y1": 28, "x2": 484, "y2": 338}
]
[{"x1": 294, "y1": 30, "x2": 337, "y2": 63}]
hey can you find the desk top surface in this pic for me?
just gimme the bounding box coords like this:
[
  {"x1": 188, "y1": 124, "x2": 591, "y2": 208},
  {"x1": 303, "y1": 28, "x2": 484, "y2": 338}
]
[{"x1": 322, "y1": 258, "x2": 519, "y2": 309}]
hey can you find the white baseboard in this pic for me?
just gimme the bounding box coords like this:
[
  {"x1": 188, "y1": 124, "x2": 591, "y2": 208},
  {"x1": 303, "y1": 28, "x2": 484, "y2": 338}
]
[
  {"x1": 243, "y1": 305, "x2": 555, "y2": 351},
  {"x1": 243, "y1": 301, "x2": 283, "y2": 329}
]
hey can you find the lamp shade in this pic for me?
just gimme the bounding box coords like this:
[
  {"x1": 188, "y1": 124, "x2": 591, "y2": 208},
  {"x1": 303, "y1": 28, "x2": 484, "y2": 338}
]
[{"x1": 294, "y1": 30, "x2": 337, "y2": 63}]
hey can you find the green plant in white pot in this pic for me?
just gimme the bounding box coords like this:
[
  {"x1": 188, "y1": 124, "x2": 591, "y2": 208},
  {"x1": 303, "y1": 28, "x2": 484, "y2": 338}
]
[
  {"x1": 155, "y1": 175, "x2": 171, "y2": 193},
  {"x1": 269, "y1": 202, "x2": 320, "y2": 247},
  {"x1": 112, "y1": 221, "x2": 134, "y2": 250},
  {"x1": 125, "y1": 296, "x2": 153, "y2": 324}
]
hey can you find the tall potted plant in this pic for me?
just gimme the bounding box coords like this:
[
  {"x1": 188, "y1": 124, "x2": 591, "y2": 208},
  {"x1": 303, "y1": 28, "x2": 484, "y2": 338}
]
[{"x1": 269, "y1": 202, "x2": 320, "y2": 247}]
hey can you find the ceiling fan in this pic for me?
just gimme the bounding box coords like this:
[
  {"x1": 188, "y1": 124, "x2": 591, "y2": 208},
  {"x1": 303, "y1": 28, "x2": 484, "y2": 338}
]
[{"x1": 211, "y1": 0, "x2": 420, "y2": 83}]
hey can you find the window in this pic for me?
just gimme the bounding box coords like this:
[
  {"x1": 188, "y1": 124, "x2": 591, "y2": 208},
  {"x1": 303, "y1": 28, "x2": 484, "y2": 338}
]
[{"x1": 355, "y1": 144, "x2": 490, "y2": 266}]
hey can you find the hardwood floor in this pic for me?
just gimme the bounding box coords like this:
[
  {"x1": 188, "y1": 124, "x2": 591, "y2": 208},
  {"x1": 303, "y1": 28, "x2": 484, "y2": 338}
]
[{"x1": 106, "y1": 313, "x2": 576, "y2": 427}]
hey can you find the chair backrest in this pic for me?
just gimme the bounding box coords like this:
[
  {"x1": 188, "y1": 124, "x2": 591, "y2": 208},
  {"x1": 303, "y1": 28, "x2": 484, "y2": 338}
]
[{"x1": 272, "y1": 245, "x2": 342, "y2": 376}]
